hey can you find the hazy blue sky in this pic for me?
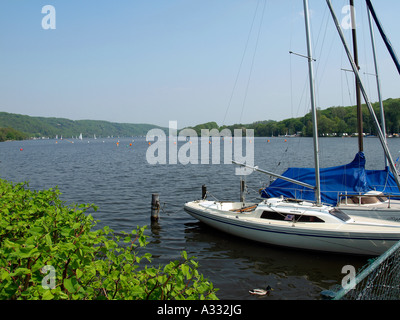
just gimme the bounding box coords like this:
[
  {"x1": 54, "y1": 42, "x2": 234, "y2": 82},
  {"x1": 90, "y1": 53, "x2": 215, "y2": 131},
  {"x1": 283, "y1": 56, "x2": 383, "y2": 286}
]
[{"x1": 0, "y1": 0, "x2": 399, "y2": 128}]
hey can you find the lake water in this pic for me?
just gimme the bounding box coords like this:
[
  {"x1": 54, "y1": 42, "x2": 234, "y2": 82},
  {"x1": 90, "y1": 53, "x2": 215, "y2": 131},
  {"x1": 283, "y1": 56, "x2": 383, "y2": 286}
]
[{"x1": 1, "y1": 136, "x2": 400, "y2": 300}]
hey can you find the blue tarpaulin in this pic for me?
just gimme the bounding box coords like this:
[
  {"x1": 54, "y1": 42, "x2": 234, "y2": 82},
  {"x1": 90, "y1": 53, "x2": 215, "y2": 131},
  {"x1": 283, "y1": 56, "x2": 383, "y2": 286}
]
[{"x1": 260, "y1": 152, "x2": 400, "y2": 206}]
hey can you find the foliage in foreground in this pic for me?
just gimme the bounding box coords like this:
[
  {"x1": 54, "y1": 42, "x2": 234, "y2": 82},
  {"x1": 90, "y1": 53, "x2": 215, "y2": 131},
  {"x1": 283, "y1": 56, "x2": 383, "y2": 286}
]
[{"x1": 0, "y1": 179, "x2": 218, "y2": 300}]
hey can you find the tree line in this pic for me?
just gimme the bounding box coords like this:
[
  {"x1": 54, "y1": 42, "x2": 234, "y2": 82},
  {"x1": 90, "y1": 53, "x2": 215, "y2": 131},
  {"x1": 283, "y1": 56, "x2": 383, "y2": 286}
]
[
  {"x1": 0, "y1": 127, "x2": 28, "y2": 142},
  {"x1": 0, "y1": 112, "x2": 166, "y2": 140},
  {"x1": 218, "y1": 98, "x2": 400, "y2": 137},
  {"x1": 1, "y1": 98, "x2": 399, "y2": 141}
]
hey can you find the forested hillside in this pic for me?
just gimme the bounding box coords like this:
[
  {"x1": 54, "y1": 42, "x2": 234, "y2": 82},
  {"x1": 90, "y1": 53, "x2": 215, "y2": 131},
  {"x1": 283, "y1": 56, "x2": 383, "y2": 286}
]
[
  {"x1": 1, "y1": 97, "x2": 399, "y2": 141},
  {"x1": 219, "y1": 98, "x2": 400, "y2": 137},
  {"x1": 0, "y1": 112, "x2": 167, "y2": 139}
]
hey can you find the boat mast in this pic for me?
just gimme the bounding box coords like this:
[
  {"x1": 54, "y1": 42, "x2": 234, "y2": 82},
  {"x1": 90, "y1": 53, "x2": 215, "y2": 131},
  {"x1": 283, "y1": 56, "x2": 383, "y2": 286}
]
[
  {"x1": 349, "y1": 0, "x2": 363, "y2": 152},
  {"x1": 326, "y1": 0, "x2": 400, "y2": 192},
  {"x1": 367, "y1": 4, "x2": 387, "y2": 167},
  {"x1": 303, "y1": 0, "x2": 321, "y2": 206}
]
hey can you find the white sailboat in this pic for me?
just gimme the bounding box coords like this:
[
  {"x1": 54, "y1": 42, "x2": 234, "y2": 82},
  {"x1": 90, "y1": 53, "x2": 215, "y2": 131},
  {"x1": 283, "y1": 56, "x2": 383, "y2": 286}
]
[
  {"x1": 184, "y1": 197, "x2": 400, "y2": 255},
  {"x1": 184, "y1": 0, "x2": 400, "y2": 256}
]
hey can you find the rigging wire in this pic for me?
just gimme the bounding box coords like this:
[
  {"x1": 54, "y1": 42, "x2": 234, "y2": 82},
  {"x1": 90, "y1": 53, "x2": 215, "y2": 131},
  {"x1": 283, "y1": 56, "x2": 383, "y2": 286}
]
[
  {"x1": 221, "y1": 0, "x2": 264, "y2": 126},
  {"x1": 314, "y1": 6, "x2": 337, "y2": 104},
  {"x1": 239, "y1": 0, "x2": 267, "y2": 124},
  {"x1": 289, "y1": 0, "x2": 295, "y2": 119},
  {"x1": 344, "y1": 69, "x2": 355, "y2": 106}
]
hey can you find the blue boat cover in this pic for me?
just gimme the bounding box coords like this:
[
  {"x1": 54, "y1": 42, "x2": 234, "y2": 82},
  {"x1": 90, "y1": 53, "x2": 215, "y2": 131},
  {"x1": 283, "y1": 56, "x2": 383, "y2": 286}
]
[{"x1": 260, "y1": 152, "x2": 400, "y2": 205}]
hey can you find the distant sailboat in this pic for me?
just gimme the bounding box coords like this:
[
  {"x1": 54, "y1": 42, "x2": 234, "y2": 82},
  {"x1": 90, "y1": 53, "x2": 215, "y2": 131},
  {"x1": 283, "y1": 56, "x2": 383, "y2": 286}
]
[{"x1": 79, "y1": 133, "x2": 83, "y2": 140}]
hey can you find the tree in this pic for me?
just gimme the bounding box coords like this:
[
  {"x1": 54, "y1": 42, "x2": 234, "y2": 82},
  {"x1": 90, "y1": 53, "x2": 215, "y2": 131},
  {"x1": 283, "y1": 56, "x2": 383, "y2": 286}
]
[
  {"x1": 318, "y1": 114, "x2": 336, "y2": 135},
  {"x1": 0, "y1": 127, "x2": 28, "y2": 142}
]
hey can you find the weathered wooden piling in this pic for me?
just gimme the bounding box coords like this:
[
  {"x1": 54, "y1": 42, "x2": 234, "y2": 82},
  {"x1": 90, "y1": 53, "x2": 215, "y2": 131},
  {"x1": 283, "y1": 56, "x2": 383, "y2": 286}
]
[
  {"x1": 240, "y1": 178, "x2": 245, "y2": 203},
  {"x1": 151, "y1": 193, "x2": 160, "y2": 221},
  {"x1": 202, "y1": 184, "x2": 207, "y2": 200}
]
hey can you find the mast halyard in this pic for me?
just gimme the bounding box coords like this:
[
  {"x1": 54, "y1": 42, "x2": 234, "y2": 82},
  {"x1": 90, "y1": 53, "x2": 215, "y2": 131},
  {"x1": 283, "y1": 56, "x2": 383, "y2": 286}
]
[
  {"x1": 349, "y1": 0, "x2": 363, "y2": 153},
  {"x1": 303, "y1": 0, "x2": 321, "y2": 206}
]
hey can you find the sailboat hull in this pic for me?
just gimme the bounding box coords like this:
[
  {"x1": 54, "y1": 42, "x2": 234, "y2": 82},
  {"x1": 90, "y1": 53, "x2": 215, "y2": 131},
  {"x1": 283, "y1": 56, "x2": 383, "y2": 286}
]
[{"x1": 184, "y1": 200, "x2": 400, "y2": 256}]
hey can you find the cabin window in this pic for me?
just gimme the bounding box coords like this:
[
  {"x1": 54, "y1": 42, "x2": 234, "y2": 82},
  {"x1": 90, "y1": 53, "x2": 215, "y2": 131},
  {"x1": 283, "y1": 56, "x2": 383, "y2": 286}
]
[
  {"x1": 329, "y1": 208, "x2": 351, "y2": 222},
  {"x1": 260, "y1": 211, "x2": 324, "y2": 223}
]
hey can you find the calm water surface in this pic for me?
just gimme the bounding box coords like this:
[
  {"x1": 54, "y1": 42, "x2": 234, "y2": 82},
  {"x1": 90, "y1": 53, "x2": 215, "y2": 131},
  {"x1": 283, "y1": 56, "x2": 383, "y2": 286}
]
[{"x1": 1, "y1": 136, "x2": 399, "y2": 300}]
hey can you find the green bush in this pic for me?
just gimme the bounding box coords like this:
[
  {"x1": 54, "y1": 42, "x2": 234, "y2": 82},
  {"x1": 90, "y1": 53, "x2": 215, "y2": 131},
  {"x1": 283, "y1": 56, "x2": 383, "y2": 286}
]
[{"x1": 0, "y1": 179, "x2": 218, "y2": 300}]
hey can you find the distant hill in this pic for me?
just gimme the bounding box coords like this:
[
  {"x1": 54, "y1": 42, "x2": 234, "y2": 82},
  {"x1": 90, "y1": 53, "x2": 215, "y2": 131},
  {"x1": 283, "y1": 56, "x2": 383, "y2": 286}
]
[
  {"x1": 0, "y1": 112, "x2": 167, "y2": 139},
  {"x1": 184, "y1": 121, "x2": 220, "y2": 136},
  {"x1": 1, "y1": 97, "x2": 399, "y2": 141}
]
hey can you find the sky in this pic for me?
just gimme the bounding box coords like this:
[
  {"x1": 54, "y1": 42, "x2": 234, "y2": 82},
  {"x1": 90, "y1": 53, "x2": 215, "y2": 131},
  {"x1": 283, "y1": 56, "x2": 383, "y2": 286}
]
[{"x1": 0, "y1": 0, "x2": 399, "y2": 128}]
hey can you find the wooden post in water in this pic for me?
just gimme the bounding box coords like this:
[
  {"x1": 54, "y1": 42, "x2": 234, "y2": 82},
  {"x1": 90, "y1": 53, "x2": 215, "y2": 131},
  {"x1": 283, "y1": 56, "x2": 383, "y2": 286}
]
[
  {"x1": 240, "y1": 178, "x2": 245, "y2": 203},
  {"x1": 151, "y1": 193, "x2": 160, "y2": 221},
  {"x1": 202, "y1": 184, "x2": 207, "y2": 200}
]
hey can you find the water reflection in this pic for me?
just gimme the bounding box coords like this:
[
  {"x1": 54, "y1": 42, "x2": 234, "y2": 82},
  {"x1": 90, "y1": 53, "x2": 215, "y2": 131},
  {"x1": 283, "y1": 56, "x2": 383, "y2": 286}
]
[
  {"x1": 1, "y1": 137, "x2": 398, "y2": 300},
  {"x1": 183, "y1": 221, "x2": 368, "y2": 299}
]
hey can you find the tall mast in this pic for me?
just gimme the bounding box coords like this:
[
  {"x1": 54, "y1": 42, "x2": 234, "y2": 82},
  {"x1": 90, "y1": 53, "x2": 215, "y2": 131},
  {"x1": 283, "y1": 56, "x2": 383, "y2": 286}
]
[
  {"x1": 303, "y1": 0, "x2": 321, "y2": 206},
  {"x1": 349, "y1": 0, "x2": 363, "y2": 152},
  {"x1": 367, "y1": 5, "x2": 387, "y2": 167},
  {"x1": 326, "y1": 0, "x2": 400, "y2": 192}
]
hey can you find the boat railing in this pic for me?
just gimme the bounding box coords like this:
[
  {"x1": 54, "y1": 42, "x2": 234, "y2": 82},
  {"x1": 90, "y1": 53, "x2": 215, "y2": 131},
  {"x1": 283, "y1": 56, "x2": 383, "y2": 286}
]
[
  {"x1": 337, "y1": 192, "x2": 397, "y2": 208},
  {"x1": 264, "y1": 187, "x2": 400, "y2": 208}
]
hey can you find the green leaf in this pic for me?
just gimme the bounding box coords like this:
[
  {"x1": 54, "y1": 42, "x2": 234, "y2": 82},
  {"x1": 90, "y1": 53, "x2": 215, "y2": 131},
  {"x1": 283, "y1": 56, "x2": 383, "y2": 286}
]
[
  {"x1": 18, "y1": 247, "x2": 39, "y2": 259},
  {"x1": 76, "y1": 269, "x2": 83, "y2": 279},
  {"x1": 61, "y1": 227, "x2": 73, "y2": 237},
  {"x1": 145, "y1": 268, "x2": 157, "y2": 277},
  {"x1": 45, "y1": 233, "x2": 52, "y2": 246},
  {"x1": 181, "y1": 264, "x2": 190, "y2": 278},
  {"x1": 28, "y1": 226, "x2": 44, "y2": 236},
  {"x1": 12, "y1": 268, "x2": 32, "y2": 276},
  {"x1": 1, "y1": 270, "x2": 10, "y2": 281},
  {"x1": 182, "y1": 251, "x2": 188, "y2": 260},
  {"x1": 72, "y1": 222, "x2": 81, "y2": 230},
  {"x1": 63, "y1": 278, "x2": 76, "y2": 294},
  {"x1": 42, "y1": 290, "x2": 54, "y2": 300}
]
